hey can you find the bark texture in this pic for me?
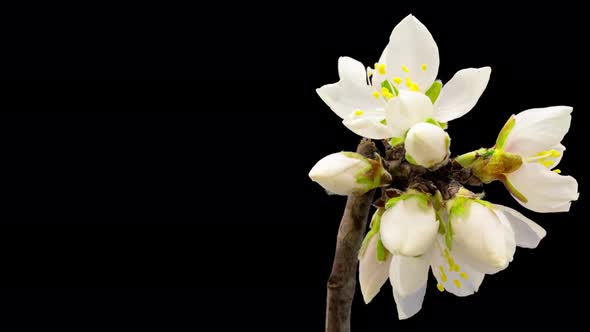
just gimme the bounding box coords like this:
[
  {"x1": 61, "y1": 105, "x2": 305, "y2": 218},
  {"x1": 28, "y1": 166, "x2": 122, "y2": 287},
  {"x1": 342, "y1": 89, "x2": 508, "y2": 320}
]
[{"x1": 325, "y1": 139, "x2": 376, "y2": 332}]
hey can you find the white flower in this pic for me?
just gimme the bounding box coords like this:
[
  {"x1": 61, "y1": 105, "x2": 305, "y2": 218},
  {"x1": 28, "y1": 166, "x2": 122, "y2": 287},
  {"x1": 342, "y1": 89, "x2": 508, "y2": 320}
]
[
  {"x1": 316, "y1": 14, "x2": 491, "y2": 139},
  {"x1": 308, "y1": 152, "x2": 391, "y2": 195},
  {"x1": 379, "y1": 193, "x2": 439, "y2": 256},
  {"x1": 448, "y1": 199, "x2": 515, "y2": 274},
  {"x1": 404, "y1": 122, "x2": 450, "y2": 168},
  {"x1": 359, "y1": 196, "x2": 546, "y2": 319},
  {"x1": 496, "y1": 106, "x2": 579, "y2": 212}
]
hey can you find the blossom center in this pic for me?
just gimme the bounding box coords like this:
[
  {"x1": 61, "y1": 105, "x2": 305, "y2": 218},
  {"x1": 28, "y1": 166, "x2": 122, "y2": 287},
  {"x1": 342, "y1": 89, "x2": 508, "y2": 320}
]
[{"x1": 526, "y1": 149, "x2": 561, "y2": 168}]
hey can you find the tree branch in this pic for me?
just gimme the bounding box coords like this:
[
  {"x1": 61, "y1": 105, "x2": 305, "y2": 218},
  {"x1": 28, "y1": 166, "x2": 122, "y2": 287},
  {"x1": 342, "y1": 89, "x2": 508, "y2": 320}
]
[{"x1": 325, "y1": 139, "x2": 377, "y2": 332}]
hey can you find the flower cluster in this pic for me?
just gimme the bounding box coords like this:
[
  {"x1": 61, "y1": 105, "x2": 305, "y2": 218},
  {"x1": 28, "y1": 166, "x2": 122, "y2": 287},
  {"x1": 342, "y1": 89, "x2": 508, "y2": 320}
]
[{"x1": 309, "y1": 15, "x2": 579, "y2": 319}]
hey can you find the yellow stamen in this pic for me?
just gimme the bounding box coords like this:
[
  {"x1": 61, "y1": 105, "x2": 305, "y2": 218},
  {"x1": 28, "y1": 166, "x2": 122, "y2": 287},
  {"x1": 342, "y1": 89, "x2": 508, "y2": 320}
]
[
  {"x1": 541, "y1": 160, "x2": 554, "y2": 168},
  {"x1": 381, "y1": 87, "x2": 394, "y2": 100},
  {"x1": 409, "y1": 82, "x2": 420, "y2": 92},
  {"x1": 393, "y1": 77, "x2": 403, "y2": 85},
  {"x1": 421, "y1": 64, "x2": 427, "y2": 71},
  {"x1": 453, "y1": 279, "x2": 462, "y2": 288},
  {"x1": 405, "y1": 77, "x2": 412, "y2": 88},
  {"x1": 551, "y1": 150, "x2": 562, "y2": 157},
  {"x1": 554, "y1": 169, "x2": 562, "y2": 174},
  {"x1": 401, "y1": 65, "x2": 410, "y2": 73},
  {"x1": 452, "y1": 264, "x2": 461, "y2": 272},
  {"x1": 438, "y1": 265, "x2": 444, "y2": 274},
  {"x1": 376, "y1": 63, "x2": 387, "y2": 75},
  {"x1": 437, "y1": 283, "x2": 445, "y2": 292},
  {"x1": 460, "y1": 272, "x2": 469, "y2": 280},
  {"x1": 372, "y1": 91, "x2": 380, "y2": 99},
  {"x1": 354, "y1": 110, "x2": 364, "y2": 116}
]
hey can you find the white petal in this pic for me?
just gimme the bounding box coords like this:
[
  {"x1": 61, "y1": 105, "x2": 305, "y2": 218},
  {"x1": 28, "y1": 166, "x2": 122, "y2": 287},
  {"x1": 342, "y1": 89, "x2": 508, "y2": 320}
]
[
  {"x1": 359, "y1": 235, "x2": 392, "y2": 304},
  {"x1": 433, "y1": 67, "x2": 491, "y2": 122},
  {"x1": 451, "y1": 202, "x2": 516, "y2": 274},
  {"x1": 430, "y1": 236, "x2": 485, "y2": 297},
  {"x1": 317, "y1": 57, "x2": 382, "y2": 120},
  {"x1": 503, "y1": 106, "x2": 572, "y2": 158},
  {"x1": 390, "y1": 254, "x2": 429, "y2": 319},
  {"x1": 494, "y1": 204, "x2": 546, "y2": 248},
  {"x1": 342, "y1": 113, "x2": 394, "y2": 139},
  {"x1": 404, "y1": 122, "x2": 449, "y2": 168},
  {"x1": 338, "y1": 56, "x2": 368, "y2": 87},
  {"x1": 390, "y1": 254, "x2": 430, "y2": 297},
  {"x1": 506, "y1": 162, "x2": 579, "y2": 213},
  {"x1": 548, "y1": 144, "x2": 566, "y2": 169},
  {"x1": 381, "y1": 15, "x2": 439, "y2": 92},
  {"x1": 392, "y1": 283, "x2": 427, "y2": 320},
  {"x1": 385, "y1": 90, "x2": 434, "y2": 136},
  {"x1": 308, "y1": 152, "x2": 369, "y2": 195},
  {"x1": 380, "y1": 197, "x2": 438, "y2": 256}
]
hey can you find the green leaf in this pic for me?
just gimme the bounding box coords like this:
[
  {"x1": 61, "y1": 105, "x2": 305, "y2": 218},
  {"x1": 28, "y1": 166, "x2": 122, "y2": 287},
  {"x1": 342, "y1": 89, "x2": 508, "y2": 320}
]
[
  {"x1": 496, "y1": 116, "x2": 516, "y2": 149},
  {"x1": 425, "y1": 80, "x2": 442, "y2": 104}
]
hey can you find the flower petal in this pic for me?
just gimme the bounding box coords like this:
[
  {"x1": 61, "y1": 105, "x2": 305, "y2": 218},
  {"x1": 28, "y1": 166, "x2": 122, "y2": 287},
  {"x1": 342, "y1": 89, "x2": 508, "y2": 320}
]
[
  {"x1": 433, "y1": 67, "x2": 491, "y2": 122},
  {"x1": 390, "y1": 254, "x2": 430, "y2": 297},
  {"x1": 392, "y1": 283, "x2": 427, "y2": 320},
  {"x1": 380, "y1": 197, "x2": 438, "y2": 257},
  {"x1": 494, "y1": 204, "x2": 546, "y2": 248},
  {"x1": 381, "y1": 15, "x2": 439, "y2": 92},
  {"x1": 430, "y1": 236, "x2": 484, "y2": 297},
  {"x1": 451, "y1": 202, "x2": 516, "y2": 275},
  {"x1": 342, "y1": 113, "x2": 394, "y2": 139},
  {"x1": 359, "y1": 234, "x2": 392, "y2": 304},
  {"x1": 503, "y1": 106, "x2": 572, "y2": 158},
  {"x1": 506, "y1": 162, "x2": 579, "y2": 213},
  {"x1": 385, "y1": 90, "x2": 434, "y2": 136},
  {"x1": 316, "y1": 57, "x2": 382, "y2": 119},
  {"x1": 338, "y1": 56, "x2": 368, "y2": 87}
]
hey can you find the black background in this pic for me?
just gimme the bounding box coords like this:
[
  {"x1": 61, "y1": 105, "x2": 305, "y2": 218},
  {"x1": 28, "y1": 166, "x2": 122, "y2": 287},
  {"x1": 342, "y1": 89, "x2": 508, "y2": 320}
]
[{"x1": 2, "y1": 2, "x2": 588, "y2": 331}]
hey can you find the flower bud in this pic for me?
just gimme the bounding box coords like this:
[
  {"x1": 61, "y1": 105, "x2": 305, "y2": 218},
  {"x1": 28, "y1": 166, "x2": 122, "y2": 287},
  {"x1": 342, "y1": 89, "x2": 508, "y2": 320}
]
[
  {"x1": 379, "y1": 192, "x2": 438, "y2": 257},
  {"x1": 448, "y1": 198, "x2": 516, "y2": 274},
  {"x1": 404, "y1": 122, "x2": 450, "y2": 168},
  {"x1": 308, "y1": 152, "x2": 391, "y2": 195}
]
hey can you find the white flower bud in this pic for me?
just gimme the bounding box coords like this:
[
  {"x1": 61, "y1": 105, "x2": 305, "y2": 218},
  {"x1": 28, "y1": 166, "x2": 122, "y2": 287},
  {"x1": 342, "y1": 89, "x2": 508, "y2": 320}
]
[
  {"x1": 449, "y1": 199, "x2": 516, "y2": 274},
  {"x1": 308, "y1": 152, "x2": 391, "y2": 195},
  {"x1": 379, "y1": 193, "x2": 438, "y2": 257},
  {"x1": 404, "y1": 122, "x2": 450, "y2": 168}
]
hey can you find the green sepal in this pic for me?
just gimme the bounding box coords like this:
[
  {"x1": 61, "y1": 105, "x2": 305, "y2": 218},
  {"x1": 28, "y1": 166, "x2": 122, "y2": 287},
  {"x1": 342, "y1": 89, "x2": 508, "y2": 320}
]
[
  {"x1": 425, "y1": 117, "x2": 447, "y2": 129},
  {"x1": 389, "y1": 136, "x2": 404, "y2": 147},
  {"x1": 500, "y1": 175, "x2": 528, "y2": 203},
  {"x1": 359, "y1": 210, "x2": 383, "y2": 257},
  {"x1": 449, "y1": 197, "x2": 470, "y2": 218},
  {"x1": 376, "y1": 239, "x2": 389, "y2": 262},
  {"x1": 405, "y1": 153, "x2": 418, "y2": 165},
  {"x1": 445, "y1": 217, "x2": 454, "y2": 249},
  {"x1": 496, "y1": 115, "x2": 516, "y2": 149},
  {"x1": 385, "y1": 192, "x2": 430, "y2": 210},
  {"x1": 425, "y1": 80, "x2": 442, "y2": 104}
]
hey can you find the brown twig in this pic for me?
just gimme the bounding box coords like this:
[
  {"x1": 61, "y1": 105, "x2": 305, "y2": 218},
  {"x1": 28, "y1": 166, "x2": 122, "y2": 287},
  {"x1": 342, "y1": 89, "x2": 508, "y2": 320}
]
[{"x1": 325, "y1": 139, "x2": 376, "y2": 332}]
